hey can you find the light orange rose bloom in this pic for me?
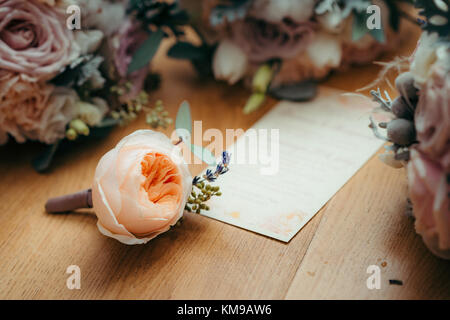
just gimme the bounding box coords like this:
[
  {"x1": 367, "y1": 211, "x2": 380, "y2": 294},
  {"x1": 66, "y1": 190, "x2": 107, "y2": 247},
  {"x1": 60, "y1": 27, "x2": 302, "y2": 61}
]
[{"x1": 92, "y1": 130, "x2": 192, "y2": 245}]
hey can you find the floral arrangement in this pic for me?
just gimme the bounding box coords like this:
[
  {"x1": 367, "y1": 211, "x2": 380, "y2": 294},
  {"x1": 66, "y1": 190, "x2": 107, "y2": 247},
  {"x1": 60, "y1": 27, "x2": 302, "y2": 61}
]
[
  {"x1": 0, "y1": 0, "x2": 189, "y2": 172},
  {"x1": 45, "y1": 102, "x2": 231, "y2": 244},
  {"x1": 369, "y1": 0, "x2": 449, "y2": 259},
  {"x1": 174, "y1": 0, "x2": 415, "y2": 113}
]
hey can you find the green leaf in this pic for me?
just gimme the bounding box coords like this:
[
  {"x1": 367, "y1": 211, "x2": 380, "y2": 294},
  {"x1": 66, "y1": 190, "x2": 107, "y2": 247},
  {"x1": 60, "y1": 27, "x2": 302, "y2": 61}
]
[
  {"x1": 352, "y1": 10, "x2": 386, "y2": 43},
  {"x1": 243, "y1": 92, "x2": 266, "y2": 114},
  {"x1": 176, "y1": 101, "x2": 192, "y2": 141},
  {"x1": 370, "y1": 27, "x2": 386, "y2": 43},
  {"x1": 168, "y1": 41, "x2": 206, "y2": 60},
  {"x1": 95, "y1": 117, "x2": 120, "y2": 128},
  {"x1": 174, "y1": 100, "x2": 216, "y2": 166},
  {"x1": 32, "y1": 141, "x2": 60, "y2": 173},
  {"x1": 190, "y1": 143, "x2": 217, "y2": 166},
  {"x1": 269, "y1": 80, "x2": 317, "y2": 102},
  {"x1": 127, "y1": 29, "x2": 164, "y2": 75},
  {"x1": 352, "y1": 11, "x2": 369, "y2": 42}
]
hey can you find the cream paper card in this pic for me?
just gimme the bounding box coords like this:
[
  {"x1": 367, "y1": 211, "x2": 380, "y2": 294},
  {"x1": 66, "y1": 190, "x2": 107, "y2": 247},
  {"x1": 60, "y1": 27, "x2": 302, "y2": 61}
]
[{"x1": 201, "y1": 87, "x2": 383, "y2": 242}]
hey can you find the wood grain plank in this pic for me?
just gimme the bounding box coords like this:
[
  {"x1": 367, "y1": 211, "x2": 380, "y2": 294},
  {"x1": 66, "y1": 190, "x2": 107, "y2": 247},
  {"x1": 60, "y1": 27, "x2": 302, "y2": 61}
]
[{"x1": 285, "y1": 155, "x2": 450, "y2": 300}]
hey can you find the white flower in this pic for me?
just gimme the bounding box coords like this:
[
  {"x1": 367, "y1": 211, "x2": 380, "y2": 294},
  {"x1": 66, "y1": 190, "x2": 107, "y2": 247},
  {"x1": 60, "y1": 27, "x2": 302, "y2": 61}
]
[
  {"x1": 250, "y1": 0, "x2": 315, "y2": 23},
  {"x1": 306, "y1": 32, "x2": 342, "y2": 69},
  {"x1": 213, "y1": 40, "x2": 249, "y2": 85},
  {"x1": 74, "y1": 0, "x2": 127, "y2": 36},
  {"x1": 74, "y1": 30, "x2": 104, "y2": 55},
  {"x1": 73, "y1": 98, "x2": 108, "y2": 126},
  {"x1": 410, "y1": 32, "x2": 450, "y2": 87},
  {"x1": 316, "y1": 0, "x2": 347, "y2": 33},
  {"x1": 410, "y1": 33, "x2": 440, "y2": 86}
]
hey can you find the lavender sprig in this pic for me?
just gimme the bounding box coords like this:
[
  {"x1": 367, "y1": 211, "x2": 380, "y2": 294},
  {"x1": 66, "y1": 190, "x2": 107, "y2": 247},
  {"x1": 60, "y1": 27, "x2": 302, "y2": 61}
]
[{"x1": 185, "y1": 151, "x2": 231, "y2": 214}]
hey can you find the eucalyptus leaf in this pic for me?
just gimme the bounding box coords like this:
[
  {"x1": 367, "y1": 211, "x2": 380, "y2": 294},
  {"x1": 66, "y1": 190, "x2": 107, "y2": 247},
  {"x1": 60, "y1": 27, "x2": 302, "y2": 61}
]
[
  {"x1": 269, "y1": 81, "x2": 317, "y2": 102},
  {"x1": 128, "y1": 29, "x2": 164, "y2": 75},
  {"x1": 190, "y1": 143, "x2": 217, "y2": 166},
  {"x1": 370, "y1": 27, "x2": 386, "y2": 43},
  {"x1": 168, "y1": 41, "x2": 206, "y2": 60},
  {"x1": 352, "y1": 11, "x2": 369, "y2": 41},
  {"x1": 176, "y1": 101, "x2": 192, "y2": 142},
  {"x1": 95, "y1": 117, "x2": 120, "y2": 128}
]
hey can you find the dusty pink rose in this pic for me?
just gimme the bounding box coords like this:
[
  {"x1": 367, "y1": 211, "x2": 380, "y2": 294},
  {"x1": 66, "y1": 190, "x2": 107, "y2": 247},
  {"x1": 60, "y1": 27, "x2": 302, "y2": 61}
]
[
  {"x1": 0, "y1": 0, "x2": 79, "y2": 81},
  {"x1": 415, "y1": 65, "x2": 450, "y2": 171},
  {"x1": 0, "y1": 71, "x2": 78, "y2": 144},
  {"x1": 340, "y1": 22, "x2": 398, "y2": 67},
  {"x1": 230, "y1": 17, "x2": 316, "y2": 63},
  {"x1": 36, "y1": 0, "x2": 67, "y2": 6},
  {"x1": 408, "y1": 149, "x2": 450, "y2": 260},
  {"x1": 92, "y1": 130, "x2": 192, "y2": 245},
  {"x1": 273, "y1": 32, "x2": 342, "y2": 85}
]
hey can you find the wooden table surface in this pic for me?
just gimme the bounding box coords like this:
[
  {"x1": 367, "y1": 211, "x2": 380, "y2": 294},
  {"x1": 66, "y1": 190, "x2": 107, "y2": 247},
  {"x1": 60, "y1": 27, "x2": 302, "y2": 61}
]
[{"x1": 1, "y1": 29, "x2": 449, "y2": 300}]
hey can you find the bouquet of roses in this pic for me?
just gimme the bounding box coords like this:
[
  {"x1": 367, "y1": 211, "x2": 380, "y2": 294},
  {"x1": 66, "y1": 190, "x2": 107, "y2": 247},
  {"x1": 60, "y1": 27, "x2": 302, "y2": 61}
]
[
  {"x1": 0, "y1": 0, "x2": 188, "y2": 171},
  {"x1": 174, "y1": 0, "x2": 414, "y2": 113},
  {"x1": 369, "y1": 0, "x2": 449, "y2": 259}
]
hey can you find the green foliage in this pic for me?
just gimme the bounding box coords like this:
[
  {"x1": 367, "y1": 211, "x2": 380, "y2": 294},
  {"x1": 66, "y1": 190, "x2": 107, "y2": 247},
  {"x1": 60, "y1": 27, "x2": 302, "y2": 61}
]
[
  {"x1": 175, "y1": 101, "x2": 192, "y2": 139},
  {"x1": 128, "y1": 29, "x2": 164, "y2": 75},
  {"x1": 175, "y1": 101, "x2": 217, "y2": 166}
]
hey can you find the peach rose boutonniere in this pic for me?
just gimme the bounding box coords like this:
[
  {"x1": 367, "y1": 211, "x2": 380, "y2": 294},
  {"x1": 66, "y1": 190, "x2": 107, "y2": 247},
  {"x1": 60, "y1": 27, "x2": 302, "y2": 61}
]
[
  {"x1": 46, "y1": 130, "x2": 192, "y2": 244},
  {"x1": 45, "y1": 104, "x2": 231, "y2": 244},
  {"x1": 92, "y1": 130, "x2": 192, "y2": 245}
]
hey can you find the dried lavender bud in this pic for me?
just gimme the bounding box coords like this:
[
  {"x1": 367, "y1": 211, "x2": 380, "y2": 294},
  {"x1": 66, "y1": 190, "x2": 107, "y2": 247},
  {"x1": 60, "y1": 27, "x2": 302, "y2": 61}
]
[
  {"x1": 387, "y1": 119, "x2": 416, "y2": 146},
  {"x1": 391, "y1": 96, "x2": 414, "y2": 120},
  {"x1": 395, "y1": 72, "x2": 418, "y2": 108}
]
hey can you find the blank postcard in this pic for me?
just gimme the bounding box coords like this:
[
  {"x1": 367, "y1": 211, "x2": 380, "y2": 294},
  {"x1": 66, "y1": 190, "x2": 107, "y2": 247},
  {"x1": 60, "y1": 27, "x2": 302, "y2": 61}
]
[{"x1": 201, "y1": 87, "x2": 384, "y2": 242}]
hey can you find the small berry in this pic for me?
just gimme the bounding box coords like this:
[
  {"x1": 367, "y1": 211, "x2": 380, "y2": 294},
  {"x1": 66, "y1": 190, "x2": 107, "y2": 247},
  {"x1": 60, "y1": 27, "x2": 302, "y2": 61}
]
[{"x1": 387, "y1": 119, "x2": 416, "y2": 146}]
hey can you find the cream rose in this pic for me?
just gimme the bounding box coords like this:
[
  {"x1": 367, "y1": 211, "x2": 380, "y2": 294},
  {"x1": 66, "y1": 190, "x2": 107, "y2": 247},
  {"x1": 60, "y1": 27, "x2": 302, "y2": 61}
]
[
  {"x1": 410, "y1": 32, "x2": 441, "y2": 87},
  {"x1": 0, "y1": 0, "x2": 79, "y2": 81},
  {"x1": 92, "y1": 130, "x2": 192, "y2": 245},
  {"x1": 213, "y1": 39, "x2": 249, "y2": 85},
  {"x1": 0, "y1": 72, "x2": 78, "y2": 144}
]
